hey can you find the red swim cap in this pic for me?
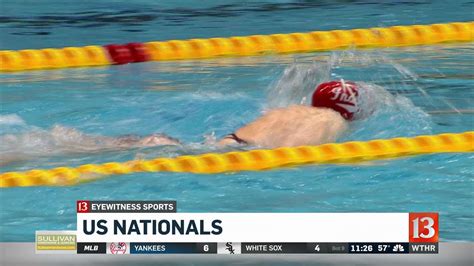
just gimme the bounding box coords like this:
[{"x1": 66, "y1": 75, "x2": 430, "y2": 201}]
[{"x1": 311, "y1": 81, "x2": 360, "y2": 120}]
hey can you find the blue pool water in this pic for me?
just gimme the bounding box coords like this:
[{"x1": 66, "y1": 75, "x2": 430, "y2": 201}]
[{"x1": 0, "y1": 1, "x2": 473, "y2": 242}]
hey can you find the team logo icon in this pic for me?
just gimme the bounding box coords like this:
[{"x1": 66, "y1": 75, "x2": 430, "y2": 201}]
[
  {"x1": 225, "y1": 242, "x2": 235, "y2": 254},
  {"x1": 109, "y1": 242, "x2": 127, "y2": 254}
]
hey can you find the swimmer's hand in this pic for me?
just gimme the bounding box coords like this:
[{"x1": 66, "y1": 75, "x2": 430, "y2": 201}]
[
  {"x1": 217, "y1": 137, "x2": 240, "y2": 147},
  {"x1": 113, "y1": 134, "x2": 181, "y2": 148},
  {"x1": 203, "y1": 132, "x2": 218, "y2": 146},
  {"x1": 138, "y1": 134, "x2": 181, "y2": 146}
]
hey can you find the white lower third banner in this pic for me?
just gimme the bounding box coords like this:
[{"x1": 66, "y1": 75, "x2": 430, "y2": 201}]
[{"x1": 77, "y1": 213, "x2": 409, "y2": 243}]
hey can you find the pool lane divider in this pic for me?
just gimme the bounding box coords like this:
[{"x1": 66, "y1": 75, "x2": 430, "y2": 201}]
[
  {"x1": 1, "y1": 131, "x2": 472, "y2": 188},
  {"x1": 1, "y1": 21, "x2": 473, "y2": 72}
]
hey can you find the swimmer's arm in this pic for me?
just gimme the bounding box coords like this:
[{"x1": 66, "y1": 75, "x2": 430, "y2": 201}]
[{"x1": 98, "y1": 134, "x2": 180, "y2": 149}]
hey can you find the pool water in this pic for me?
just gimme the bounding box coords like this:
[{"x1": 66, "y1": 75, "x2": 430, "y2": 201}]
[{"x1": 0, "y1": 1, "x2": 473, "y2": 242}]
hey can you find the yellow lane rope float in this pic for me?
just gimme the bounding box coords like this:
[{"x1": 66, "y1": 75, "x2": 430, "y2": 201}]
[
  {"x1": 1, "y1": 21, "x2": 473, "y2": 72},
  {"x1": 1, "y1": 131, "x2": 472, "y2": 188}
]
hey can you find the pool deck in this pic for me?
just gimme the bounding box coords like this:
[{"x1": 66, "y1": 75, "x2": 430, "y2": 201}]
[{"x1": 0, "y1": 242, "x2": 472, "y2": 266}]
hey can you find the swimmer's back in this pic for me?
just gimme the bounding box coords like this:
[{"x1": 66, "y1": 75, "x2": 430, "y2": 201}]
[{"x1": 235, "y1": 105, "x2": 348, "y2": 148}]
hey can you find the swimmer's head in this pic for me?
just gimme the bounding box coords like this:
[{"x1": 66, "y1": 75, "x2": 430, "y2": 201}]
[{"x1": 311, "y1": 80, "x2": 363, "y2": 120}]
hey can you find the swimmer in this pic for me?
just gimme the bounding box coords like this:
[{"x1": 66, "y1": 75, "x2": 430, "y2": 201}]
[
  {"x1": 105, "y1": 80, "x2": 372, "y2": 149},
  {"x1": 73, "y1": 80, "x2": 371, "y2": 149},
  {"x1": 0, "y1": 80, "x2": 373, "y2": 166},
  {"x1": 217, "y1": 80, "x2": 373, "y2": 148}
]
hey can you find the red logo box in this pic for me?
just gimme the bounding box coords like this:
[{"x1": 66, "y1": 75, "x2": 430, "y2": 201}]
[
  {"x1": 77, "y1": 200, "x2": 90, "y2": 213},
  {"x1": 409, "y1": 212, "x2": 438, "y2": 243}
]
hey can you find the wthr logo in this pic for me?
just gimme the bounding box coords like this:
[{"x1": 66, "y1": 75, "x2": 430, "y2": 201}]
[{"x1": 409, "y1": 213, "x2": 438, "y2": 243}]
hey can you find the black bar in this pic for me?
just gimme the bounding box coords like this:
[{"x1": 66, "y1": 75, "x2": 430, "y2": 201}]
[
  {"x1": 409, "y1": 243, "x2": 438, "y2": 254},
  {"x1": 241, "y1": 243, "x2": 309, "y2": 254},
  {"x1": 306, "y1": 243, "x2": 349, "y2": 253},
  {"x1": 326, "y1": 243, "x2": 349, "y2": 253},
  {"x1": 195, "y1": 243, "x2": 218, "y2": 254},
  {"x1": 76, "y1": 242, "x2": 430, "y2": 254},
  {"x1": 77, "y1": 243, "x2": 106, "y2": 254},
  {"x1": 130, "y1": 243, "x2": 217, "y2": 254},
  {"x1": 89, "y1": 201, "x2": 176, "y2": 213},
  {"x1": 348, "y1": 243, "x2": 409, "y2": 254}
]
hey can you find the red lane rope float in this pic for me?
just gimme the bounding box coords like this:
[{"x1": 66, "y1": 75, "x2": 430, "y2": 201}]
[
  {"x1": 0, "y1": 21, "x2": 472, "y2": 72},
  {"x1": 104, "y1": 43, "x2": 151, "y2": 65}
]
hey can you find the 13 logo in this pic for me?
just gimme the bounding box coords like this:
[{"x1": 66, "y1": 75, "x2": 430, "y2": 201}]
[{"x1": 409, "y1": 213, "x2": 438, "y2": 243}]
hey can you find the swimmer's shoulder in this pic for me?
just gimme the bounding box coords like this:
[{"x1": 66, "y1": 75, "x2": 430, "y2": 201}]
[
  {"x1": 263, "y1": 105, "x2": 317, "y2": 115},
  {"x1": 267, "y1": 105, "x2": 345, "y2": 119}
]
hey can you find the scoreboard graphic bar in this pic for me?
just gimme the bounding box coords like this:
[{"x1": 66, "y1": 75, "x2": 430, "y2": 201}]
[
  {"x1": 38, "y1": 201, "x2": 441, "y2": 255},
  {"x1": 75, "y1": 242, "x2": 438, "y2": 254}
]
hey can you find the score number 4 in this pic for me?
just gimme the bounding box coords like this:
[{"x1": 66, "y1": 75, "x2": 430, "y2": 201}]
[{"x1": 409, "y1": 213, "x2": 438, "y2": 243}]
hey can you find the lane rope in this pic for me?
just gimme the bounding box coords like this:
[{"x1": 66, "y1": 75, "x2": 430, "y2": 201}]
[
  {"x1": 1, "y1": 21, "x2": 473, "y2": 72},
  {"x1": 1, "y1": 131, "x2": 472, "y2": 188}
]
